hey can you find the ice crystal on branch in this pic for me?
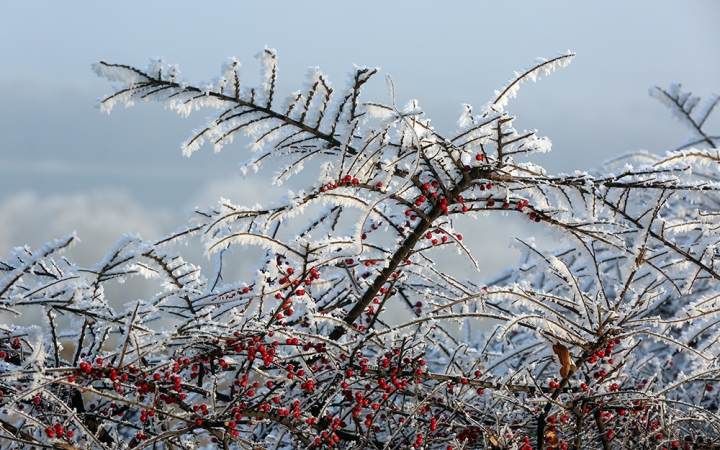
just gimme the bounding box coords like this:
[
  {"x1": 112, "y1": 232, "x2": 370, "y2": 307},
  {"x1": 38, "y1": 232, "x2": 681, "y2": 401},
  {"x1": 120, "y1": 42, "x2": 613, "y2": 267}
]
[
  {"x1": 2, "y1": 49, "x2": 720, "y2": 450},
  {"x1": 649, "y1": 83, "x2": 720, "y2": 151}
]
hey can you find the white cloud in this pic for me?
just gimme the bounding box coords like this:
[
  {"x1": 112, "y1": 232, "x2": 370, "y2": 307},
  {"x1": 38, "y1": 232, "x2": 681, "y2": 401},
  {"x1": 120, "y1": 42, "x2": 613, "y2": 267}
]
[
  {"x1": 0, "y1": 190, "x2": 182, "y2": 325},
  {"x1": 0, "y1": 190, "x2": 178, "y2": 265}
]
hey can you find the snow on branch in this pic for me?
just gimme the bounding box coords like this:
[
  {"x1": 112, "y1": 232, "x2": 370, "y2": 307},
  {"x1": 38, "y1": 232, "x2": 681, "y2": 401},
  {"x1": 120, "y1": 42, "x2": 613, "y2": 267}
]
[
  {"x1": 650, "y1": 83, "x2": 720, "y2": 151},
  {"x1": 490, "y1": 51, "x2": 575, "y2": 111}
]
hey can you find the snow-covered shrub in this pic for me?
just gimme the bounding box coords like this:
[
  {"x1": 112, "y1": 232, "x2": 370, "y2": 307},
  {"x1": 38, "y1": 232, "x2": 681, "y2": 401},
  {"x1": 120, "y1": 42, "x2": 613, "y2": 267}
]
[{"x1": 1, "y1": 49, "x2": 719, "y2": 449}]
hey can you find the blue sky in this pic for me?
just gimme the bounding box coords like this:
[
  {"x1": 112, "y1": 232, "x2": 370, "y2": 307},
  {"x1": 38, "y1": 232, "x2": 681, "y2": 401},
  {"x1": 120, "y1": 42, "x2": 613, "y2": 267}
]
[{"x1": 1, "y1": 1, "x2": 718, "y2": 276}]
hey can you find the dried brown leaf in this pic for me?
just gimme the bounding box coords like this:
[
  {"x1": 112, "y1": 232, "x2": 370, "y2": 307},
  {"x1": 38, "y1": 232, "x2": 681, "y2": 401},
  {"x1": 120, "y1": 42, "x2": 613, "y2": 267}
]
[
  {"x1": 545, "y1": 429, "x2": 559, "y2": 447},
  {"x1": 552, "y1": 342, "x2": 572, "y2": 378}
]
